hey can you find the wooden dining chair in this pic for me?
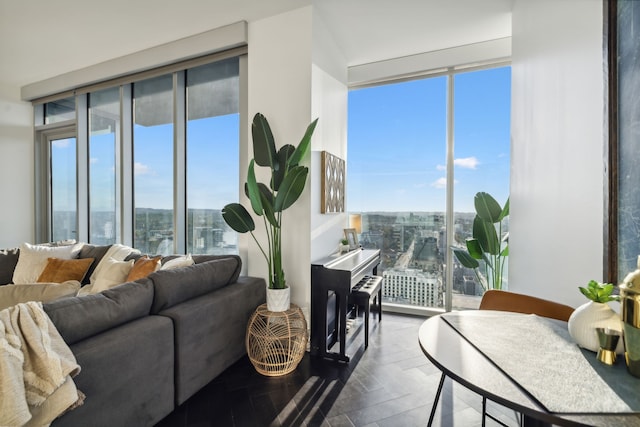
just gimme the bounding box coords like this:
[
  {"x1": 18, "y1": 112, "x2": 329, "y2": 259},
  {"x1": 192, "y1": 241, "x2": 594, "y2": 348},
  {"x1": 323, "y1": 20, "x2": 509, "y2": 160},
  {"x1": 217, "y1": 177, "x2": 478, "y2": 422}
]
[
  {"x1": 479, "y1": 290, "x2": 574, "y2": 426},
  {"x1": 479, "y1": 289, "x2": 575, "y2": 322}
]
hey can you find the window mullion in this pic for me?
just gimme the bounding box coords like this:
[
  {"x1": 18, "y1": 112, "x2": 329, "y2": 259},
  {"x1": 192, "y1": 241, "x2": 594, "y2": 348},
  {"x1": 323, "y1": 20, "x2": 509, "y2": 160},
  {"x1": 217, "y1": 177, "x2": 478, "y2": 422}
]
[
  {"x1": 444, "y1": 72, "x2": 455, "y2": 313},
  {"x1": 174, "y1": 71, "x2": 187, "y2": 254},
  {"x1": 120, "y1": 84, "x2": 134, "y2": 247},
  {"x1": 76, "y1": 94, "x2": 89, "y2": 243}
]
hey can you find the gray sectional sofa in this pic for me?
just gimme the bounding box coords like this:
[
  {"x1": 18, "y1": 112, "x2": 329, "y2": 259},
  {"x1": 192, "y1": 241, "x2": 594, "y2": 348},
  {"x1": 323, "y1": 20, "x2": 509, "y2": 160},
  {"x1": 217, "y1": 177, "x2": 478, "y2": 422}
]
[{"x1": 0, "y1": 246, "x2": 266, "y2": 427}]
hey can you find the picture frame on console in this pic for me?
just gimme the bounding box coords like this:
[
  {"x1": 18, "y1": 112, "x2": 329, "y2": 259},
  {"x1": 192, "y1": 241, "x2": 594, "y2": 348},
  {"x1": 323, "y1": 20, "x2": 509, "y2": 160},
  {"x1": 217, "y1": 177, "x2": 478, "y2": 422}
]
[{"x1": 344, "y1": 228, "x2": 359, "y2": 250}]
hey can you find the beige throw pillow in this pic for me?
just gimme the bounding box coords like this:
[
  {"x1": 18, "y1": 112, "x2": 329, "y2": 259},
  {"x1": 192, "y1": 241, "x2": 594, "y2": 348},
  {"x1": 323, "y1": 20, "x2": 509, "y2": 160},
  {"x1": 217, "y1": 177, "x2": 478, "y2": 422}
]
[
  {"x1": 91, "y1": 258, "x2": 135, "y2": 293},
  {"x1": 12, "y1": 242, "x2": 83, "y2": 284},
  {"x1": 0, "y1": 282, "x2": 81, "y2": 311}
]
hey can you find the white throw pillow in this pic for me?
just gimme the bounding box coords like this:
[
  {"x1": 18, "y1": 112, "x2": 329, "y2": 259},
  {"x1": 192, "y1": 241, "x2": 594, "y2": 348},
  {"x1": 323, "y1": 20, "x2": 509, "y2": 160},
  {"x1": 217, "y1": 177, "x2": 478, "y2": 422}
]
[
  {"x1": 12, "y1": 242, "x2": 83, "y2": 284},
  {"x1": 91, "y1": 257, "x2": 135, "y2": 293},
  {"x1": 160, "y1": 254, "x2": 194, "y2": 270}
]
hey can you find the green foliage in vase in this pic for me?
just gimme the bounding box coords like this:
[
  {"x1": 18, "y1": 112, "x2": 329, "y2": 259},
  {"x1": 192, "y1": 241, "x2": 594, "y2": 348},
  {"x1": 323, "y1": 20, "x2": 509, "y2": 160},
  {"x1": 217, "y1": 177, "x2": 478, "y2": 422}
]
[
  {"x1": 452, "y1": 192, "x2": 509, "y2": 291},
  {"x1": 222, "y1": 113, "x2": 318, "y2": 289},
  {"x1": 579, "y1": 280, "x2": 619, "y2": 303}
]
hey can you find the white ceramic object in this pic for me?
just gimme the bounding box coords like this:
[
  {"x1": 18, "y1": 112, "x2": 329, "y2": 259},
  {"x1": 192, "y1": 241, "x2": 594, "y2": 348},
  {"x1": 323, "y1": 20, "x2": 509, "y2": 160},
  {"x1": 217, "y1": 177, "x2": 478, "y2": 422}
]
[
  {"x1": 266, "y1": 287, "x2": 290, "y2": 312},
  {"x1": 568, "y1": 301, "x2": 624, "y2": 354}
]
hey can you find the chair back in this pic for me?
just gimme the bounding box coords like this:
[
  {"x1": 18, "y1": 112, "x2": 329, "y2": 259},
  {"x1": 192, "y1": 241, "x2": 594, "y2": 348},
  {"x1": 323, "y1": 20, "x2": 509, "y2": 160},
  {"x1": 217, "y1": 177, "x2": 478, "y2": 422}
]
[{"x1": 479, "y1": 289, "x2": 574, "y2": 322}]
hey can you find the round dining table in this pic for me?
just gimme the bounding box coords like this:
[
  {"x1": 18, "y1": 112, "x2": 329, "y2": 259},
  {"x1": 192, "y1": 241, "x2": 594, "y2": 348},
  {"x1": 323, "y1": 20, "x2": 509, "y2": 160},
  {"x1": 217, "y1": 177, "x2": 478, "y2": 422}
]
[{"x1": 418, "y1": 310, "x2": 640, "y2": 427}]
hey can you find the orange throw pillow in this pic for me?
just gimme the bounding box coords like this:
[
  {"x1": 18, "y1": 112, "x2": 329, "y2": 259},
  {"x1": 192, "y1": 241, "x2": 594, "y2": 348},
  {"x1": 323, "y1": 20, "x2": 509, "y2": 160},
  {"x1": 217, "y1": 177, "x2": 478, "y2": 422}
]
[
  {"x1": 37, "y1": 257, "x2": 95, "y2": 283},
  {"x1": 126, "y1": 256, "x2": 162, "y2": 282}
]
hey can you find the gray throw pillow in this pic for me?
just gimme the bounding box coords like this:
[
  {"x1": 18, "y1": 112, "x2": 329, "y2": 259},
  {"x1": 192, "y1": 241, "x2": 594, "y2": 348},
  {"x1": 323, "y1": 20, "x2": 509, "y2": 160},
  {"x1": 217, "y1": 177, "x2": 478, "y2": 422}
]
[{"x1": 0, "y1": 248, "x2": 20, "y2": 285}]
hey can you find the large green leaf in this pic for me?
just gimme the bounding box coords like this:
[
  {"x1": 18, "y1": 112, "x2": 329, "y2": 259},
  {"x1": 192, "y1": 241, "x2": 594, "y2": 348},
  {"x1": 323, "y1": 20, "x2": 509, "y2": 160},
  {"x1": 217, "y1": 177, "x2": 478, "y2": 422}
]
[
  {"x1": 500, "y1": 245, "x2": 509, "y2": 257},
  {"x1": 474, "y1": 192, "x2": 503, "y2": 223},
  {"x1": 499, "y1": 197, "x2": 510, "y2": 221},
  {"x1": 473, "y1": 215, "x2": 499, "y2": 255},
  {"x1": 287, "y1": 118, "x2": 318, "y2": 168},
  {"x1": 465, "y1": 238, "x2": 484, "y2": 259},
  {"x1": 453, "y1": 248, "x2": 480, "y2": 269},
  {"x1": 251, "y1": 113, "x2": 279, "y2": 171},
  {"x1": 222, "y1": 203, "x2": 255, "y2": 233},
  {"x1": 272, "y1": 145, "x2": 295, "y2": 191},
  {"x1": 274, "y1": 166, "x2": 308, "y2": 212},
  {"x1": 257, "y1": 183, "x2": 278, "y2": 228},
  {"x1": 246, "y1": 160, "x2": 264, "y2": 216}
]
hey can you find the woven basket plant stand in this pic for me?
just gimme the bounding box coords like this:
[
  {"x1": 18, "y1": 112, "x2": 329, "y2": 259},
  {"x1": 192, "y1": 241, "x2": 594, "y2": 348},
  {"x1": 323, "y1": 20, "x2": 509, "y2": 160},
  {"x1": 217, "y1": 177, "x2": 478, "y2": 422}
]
[{"x1": 246, "y1": 303, "x2": 308, "y2": 376}]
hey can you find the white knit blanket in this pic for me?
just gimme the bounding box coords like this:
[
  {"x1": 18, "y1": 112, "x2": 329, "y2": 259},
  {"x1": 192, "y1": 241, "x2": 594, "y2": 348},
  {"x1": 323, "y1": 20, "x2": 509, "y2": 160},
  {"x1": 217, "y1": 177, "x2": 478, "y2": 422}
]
[{"x1": 0, "y1": 301, "x2": 82, "y2": 427}]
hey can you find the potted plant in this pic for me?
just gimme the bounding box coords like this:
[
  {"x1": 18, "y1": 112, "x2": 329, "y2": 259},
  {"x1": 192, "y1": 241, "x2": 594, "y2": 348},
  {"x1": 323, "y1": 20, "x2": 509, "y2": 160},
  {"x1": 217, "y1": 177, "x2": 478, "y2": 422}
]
[
  {"x1": 567, "y1": 280, "x2": 623, "y2": 353},
  {"x1": 222, "y1": 113, "x2": 318, "y2": 311},
  {"x1": 340, "y1": 238, "x2": 349, "y2": 254},
  {"x1": 452, "y1": 192, "x2": 509, "y2": 291}
]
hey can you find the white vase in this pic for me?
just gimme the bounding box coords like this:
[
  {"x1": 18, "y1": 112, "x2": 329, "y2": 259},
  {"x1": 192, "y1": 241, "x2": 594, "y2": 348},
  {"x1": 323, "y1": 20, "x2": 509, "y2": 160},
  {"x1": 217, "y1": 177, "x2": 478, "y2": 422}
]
[
  {"x1": 568, "y1": 301, "x2": 624, "y2": 354},
  {"x1": 267, "y1": 287, "x2": 290, "y2": 312}
]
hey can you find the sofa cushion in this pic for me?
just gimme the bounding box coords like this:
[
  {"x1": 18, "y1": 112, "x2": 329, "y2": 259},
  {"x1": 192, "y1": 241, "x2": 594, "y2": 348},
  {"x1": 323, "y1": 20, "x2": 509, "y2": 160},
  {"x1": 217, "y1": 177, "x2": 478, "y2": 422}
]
[
  {"x1": 0, "y1": 282, "x2": 81, "y2": 310},
  {"x1": 13, "y1": 242, "x2": 83, "y2": 284},
  {"x1": 150, "y1": 257, "x2": 241, "y2": 313},
  {"x1": 0, "y1": 248, "x2": 19, "y2": 284},
  {"x1": 37, "y1": 257, "x2": 95, "y2": 283},
  {"x1": 76, "y1": 244, "x2": 111, "y2": 285},
  {"x1": 43, "y1": 278, "x2": 154, "y2": 345}
]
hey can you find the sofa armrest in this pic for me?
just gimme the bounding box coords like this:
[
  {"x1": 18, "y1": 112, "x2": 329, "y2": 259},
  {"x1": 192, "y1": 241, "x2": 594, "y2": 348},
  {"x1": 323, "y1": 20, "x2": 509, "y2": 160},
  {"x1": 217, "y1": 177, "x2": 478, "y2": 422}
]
[{"x1": 158, "y1": 276, "x2": 265, "y2": 405}]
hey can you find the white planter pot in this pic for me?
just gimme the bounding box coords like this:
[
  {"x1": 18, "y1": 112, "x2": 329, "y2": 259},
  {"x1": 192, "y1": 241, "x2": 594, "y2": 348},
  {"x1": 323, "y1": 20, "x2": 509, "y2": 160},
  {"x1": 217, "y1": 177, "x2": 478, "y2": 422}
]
[
  {"x1": 568, "y1": 301, "x2": 624, "y2": 354},
  {"x1": 267, "y1": 287, "x2": 290, "y2": 312}
]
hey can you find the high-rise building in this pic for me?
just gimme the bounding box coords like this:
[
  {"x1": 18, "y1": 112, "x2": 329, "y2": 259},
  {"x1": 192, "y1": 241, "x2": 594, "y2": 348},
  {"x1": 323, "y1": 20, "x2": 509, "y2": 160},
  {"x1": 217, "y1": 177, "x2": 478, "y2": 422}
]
[{"x1": 382, "y1": 267, "x2": 443, "y2": 307}]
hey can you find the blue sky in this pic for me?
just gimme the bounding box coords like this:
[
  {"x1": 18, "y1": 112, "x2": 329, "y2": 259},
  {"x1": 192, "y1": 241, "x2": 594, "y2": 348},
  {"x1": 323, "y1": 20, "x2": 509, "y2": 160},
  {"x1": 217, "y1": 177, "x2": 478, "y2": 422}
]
[
  {"x1": 52, "y1": 66, "x2": 510, "y2": 215},
  {"x1": 347, "y1": 66, "x2": 511, "y2": 213}
]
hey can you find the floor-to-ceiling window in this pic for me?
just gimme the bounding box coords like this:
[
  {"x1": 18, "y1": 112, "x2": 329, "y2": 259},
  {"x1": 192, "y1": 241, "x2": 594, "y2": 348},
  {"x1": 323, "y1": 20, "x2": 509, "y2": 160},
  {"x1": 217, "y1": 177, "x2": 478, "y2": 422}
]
[
  {"x1": 186, "y1": 59, "x2": 240, "y2": 254},
  {"x1": 348, "y1": 65, "x2": 511, "y2": 314},
  {"x1": 50, "y1": 134, "x2": 77, "y2": 242},
  {"x1": 34, "y1": 53, "x2": 243, "y2": 254},
  {"x1": 133, "y1": 75, "x2": 175, "y2": 254},
  {"x1": 89, "y1": 88, "x2": 119, "y2": 245}
]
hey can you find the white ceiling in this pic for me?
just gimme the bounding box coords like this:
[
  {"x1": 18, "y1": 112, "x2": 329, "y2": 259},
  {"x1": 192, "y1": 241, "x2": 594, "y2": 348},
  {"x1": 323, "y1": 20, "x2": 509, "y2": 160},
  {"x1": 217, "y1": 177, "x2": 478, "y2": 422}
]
[{"x1": 0, "y1": 0, "x2": 512, "y2": 89}]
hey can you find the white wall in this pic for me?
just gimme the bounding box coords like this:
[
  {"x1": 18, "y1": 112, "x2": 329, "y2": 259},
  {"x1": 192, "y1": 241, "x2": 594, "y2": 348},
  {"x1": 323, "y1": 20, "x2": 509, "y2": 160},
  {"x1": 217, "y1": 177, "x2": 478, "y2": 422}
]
[
  {"x1": 0, "y1": 84, "x2": 34, "y2": 247},
  {"x1": 247, "y1": 7, "x2": 315, "y2": 318},
  {"x1": 310, "y1": 11, "x2": 349, "y2": 263},
  {"x1": 247, "y1": 7, "x2": 348, "y2": 320},
  {"x1": 510, "y1": 0, "x2": 604, "y2": 307}
]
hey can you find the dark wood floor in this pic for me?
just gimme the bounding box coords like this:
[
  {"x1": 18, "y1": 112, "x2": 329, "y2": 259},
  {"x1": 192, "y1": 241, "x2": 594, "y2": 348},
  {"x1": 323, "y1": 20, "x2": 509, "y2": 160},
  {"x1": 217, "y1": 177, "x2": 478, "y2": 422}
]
[{"x1": 155, "y1": 312, "x2": 519, "y2": 427}]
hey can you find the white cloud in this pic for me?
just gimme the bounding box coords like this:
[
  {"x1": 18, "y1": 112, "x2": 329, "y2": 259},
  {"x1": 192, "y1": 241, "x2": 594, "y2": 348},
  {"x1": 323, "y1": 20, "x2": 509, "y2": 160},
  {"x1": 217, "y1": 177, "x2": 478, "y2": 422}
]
[
  {"x1": 431, "y1": 177, "x2": 447, "y2": 189},
  {"x1": 134, "y1": 162, "x2": 152, "y2": 175},
  {"x1": 431, "y1": 177, "x2": 458, "y2": 189},
  {"x1": 436, "y1": 157, "x2": 479, "y2": 171},
  {"x1": 454, "y1": 157, "x2": 479, "y2": 169},
  {"x1": 90, "y1": 157, "x2": 98, "y2": 164}
]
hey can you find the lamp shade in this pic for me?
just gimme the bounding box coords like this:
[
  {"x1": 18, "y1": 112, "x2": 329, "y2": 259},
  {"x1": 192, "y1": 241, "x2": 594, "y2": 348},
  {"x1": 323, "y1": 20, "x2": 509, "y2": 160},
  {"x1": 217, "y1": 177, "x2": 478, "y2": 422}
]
[{"x1": 349, "y1": 214, "x2": 362, "y2": 234}]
